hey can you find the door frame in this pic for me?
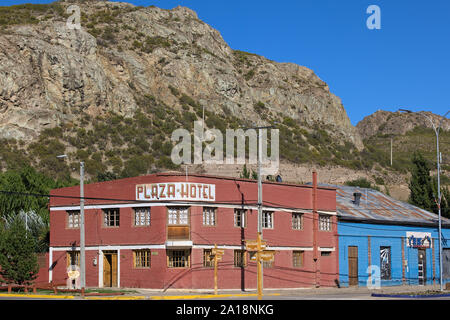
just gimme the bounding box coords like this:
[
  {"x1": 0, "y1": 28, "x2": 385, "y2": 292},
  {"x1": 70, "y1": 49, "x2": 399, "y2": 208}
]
[
  {"x1": 100, "y1": 250, "x2": 120, "y2": 288},
  {"x1": 418, "y1": 248, "x2": 427, "y2": 285}
]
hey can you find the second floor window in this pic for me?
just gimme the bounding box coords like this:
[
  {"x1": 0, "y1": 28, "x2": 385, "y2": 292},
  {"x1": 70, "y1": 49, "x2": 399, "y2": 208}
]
[
  {"x1": 168, "y1": 207, "x2": 189, "y2": 225},
  {"x1": 67, "y1": 211, "x2": 80, "y2": 229},
  {"x1": 262, "y1": 211, "x2": 273, "y2": 229},
  {"x1": 203, "y1": 207, "x2": 216, "y2": 226},
  {"x1": 104, "y1": 208, "x2": 120, "y2": 227},
  {"x1": 134, "y1": 207, "x2": 151, "y2": 226},
  {"x1": 319, "y1": 215, "x2": 331, "y2": 231},
  {"x1": 292, "y1": 213, "x2": 303, "y2": 230},
  {"x1": 234, "y1": 209, "x2": 247, "y2": 228}
]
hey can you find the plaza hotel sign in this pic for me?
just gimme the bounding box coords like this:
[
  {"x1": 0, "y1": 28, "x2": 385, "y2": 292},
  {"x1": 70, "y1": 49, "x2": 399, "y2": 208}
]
[{"x1": 136, "y1": 182, "x2": 216, "y2": 202}]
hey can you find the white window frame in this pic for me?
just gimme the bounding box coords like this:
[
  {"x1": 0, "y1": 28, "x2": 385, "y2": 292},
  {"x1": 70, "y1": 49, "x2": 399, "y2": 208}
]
[
  {"x1": 262, "y1": 211, "x2": 274, "y2": 229},
  {"x1": 203, "y1": 207, "x2": 217, "y2": 226},
  {"x1": 319, "y1": 215, "x2": 331, "y2": 231},
  {"x1": 234, "y1": 209, "x2": 247, "y2": 228},
  {"x1": 292, "y1": 212, "x2": 303, "y2": 230},
  {"x1": 67, "y1": 210, "x2": 80, "y2": 229},
  {"x1": 134, "y1": 207, "x2": 151, "y2": 226},
  {"x1": 168, "y1": 207, "x2": 189, "y2": 226}
]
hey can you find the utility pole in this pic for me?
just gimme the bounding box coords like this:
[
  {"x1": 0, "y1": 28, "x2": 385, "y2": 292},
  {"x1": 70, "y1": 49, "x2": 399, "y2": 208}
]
[
  {"x1": 57, "y1": 155, "x2": 86, "y2": 290},
  {"x1": 241, "y1": 123, "x2": 277, "y2": 300},
  {"x1": 399, "y1": 109, "x2": 449, "y2": 291},
  {"x1": 257, "y1": 128, "x2": 263, "y2": 300},
  {"x1": 80, "y1": 162, "x2": 86, "y2": 290}
]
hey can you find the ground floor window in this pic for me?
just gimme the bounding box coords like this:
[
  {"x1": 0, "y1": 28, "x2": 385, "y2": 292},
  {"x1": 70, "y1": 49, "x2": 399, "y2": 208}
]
[
  {"x1": 203, "y1": 249, "x2": 214, "y2": 268},
  {"x1": 293, "y1": 251, "x2": 304, "y2": 268},
  {"x1": 167, "y1": 249, "x2": 190, "y2": 268},
  {"x1": 263, "y1": 260, "x2": 273, "y2": 268},
  {"x1": 234, "y1": 250, "x2": 247, "y2": 267},
  {"x1": 133, "y1": 250, "x2": 151, "y2": 268},
  {"x1": 67, "y1": 251, "x2": 80, "y2": 267}
]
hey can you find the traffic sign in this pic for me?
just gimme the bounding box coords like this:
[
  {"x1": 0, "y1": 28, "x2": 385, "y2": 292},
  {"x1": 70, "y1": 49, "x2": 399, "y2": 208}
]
[
  {"x1": 212, "y1": 248, "x2": 225, "y2": 256},
  {"x1": 259, "y1": 250, "x2": 276, "y2": 262},
  {"x1": 245, "y1": 240, "x2": 267, "y2": 251}
]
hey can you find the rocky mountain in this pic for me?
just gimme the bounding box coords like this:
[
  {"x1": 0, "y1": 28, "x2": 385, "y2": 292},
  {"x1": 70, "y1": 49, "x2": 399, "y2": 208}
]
[
  {"x1": 0, "y1": 0, "x2": 447, "y2": 203},
  {"x1": 357, "y1": 110, "x2": 450, "y2": 140},
  {"x1": 0, "y1": 0, "x2": 362, "y2": 148}
]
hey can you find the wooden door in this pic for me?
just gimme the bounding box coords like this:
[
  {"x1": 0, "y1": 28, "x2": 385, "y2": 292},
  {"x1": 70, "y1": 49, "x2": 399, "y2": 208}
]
[
  {"x1": 103, "y1": 252, "x2": 118, "y2": 287},
  {"x1": 348, "y1": 246, "x2": 359, "y2": 286}
]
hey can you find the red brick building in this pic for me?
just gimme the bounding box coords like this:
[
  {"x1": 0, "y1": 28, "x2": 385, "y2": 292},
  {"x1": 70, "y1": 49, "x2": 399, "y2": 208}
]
[{"x1": 48, "y1": 172, "x2": 338, "y2": 290}]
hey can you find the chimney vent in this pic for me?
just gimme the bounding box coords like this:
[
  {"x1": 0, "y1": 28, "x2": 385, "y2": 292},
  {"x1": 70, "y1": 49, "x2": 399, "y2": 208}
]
[{"x1": 353, "y1": 192, "x2": 362, "y2": 206}]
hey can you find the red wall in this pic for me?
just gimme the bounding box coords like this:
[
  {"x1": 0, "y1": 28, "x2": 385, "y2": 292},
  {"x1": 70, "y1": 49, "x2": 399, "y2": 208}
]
[{"x1": 48, "y1": 173, "x2": 338, "y2": 289}]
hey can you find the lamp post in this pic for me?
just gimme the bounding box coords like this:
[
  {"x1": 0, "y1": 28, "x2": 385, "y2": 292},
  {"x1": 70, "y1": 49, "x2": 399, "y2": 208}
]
[
  {"x1": 57, "y1": 155, "x2": 86, "y2": 290},
  {"x1": 241, "y1": 124, "x2": 277, "y2": 300},
  {"x1": 399, "y1": 109, "x2": 449, "y2": 291}
]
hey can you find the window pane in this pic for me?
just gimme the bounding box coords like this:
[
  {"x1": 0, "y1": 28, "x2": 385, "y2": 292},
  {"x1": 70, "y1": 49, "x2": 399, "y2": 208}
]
[
  {"x1": 203, "y1": 249, "x2": 213, "y2": 267},
  {"x1": 134, "y1": 208, "x2": 151, "y2": 226},
  {"x1": 234, "y1": 209, "x2": 246, "y2": 228},
  {"x1": 168, "y1": 250, "x2": 190, "y2": 268},
  {"x1": 293, "y1": 251, "x2": 303, "y2": 268}
]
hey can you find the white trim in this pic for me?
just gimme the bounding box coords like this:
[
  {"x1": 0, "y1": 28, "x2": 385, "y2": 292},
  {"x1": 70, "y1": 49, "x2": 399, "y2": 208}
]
[
  {"x1": 98, "y1": 249, "x2": 103, "y2": 288},
  {"x1": 318, "y1": 210, "x2": 337, "y2": 216},
  {"x1": 50, "y1": 244, "x2": 166, "y2": 252},
  {"x1": 49, "y1": 247, "x2": 53, "y2": 283},
  {"x1": 49, "y1": 244, "x2": 314, "y2": 252},
  {"x1": 50, "y1": 202, "x2": 330, "y2": 215},
  {"x1": 318, "y1": 247, "x2": 335, "y2": 252},
  {"x1": 165, "y1": 241, "x2": 193, "y2": 248}
]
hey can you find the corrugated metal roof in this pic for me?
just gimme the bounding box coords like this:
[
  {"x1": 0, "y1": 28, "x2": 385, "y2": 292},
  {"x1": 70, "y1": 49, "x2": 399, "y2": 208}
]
[{"x1": 320, "y1": 184, "x2": 450, "y2": 226}]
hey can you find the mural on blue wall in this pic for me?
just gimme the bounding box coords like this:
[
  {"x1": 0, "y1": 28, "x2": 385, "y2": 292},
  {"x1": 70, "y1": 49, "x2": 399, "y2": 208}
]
[{"x1": 380, "y1": 247, "x2": 391, "y2": 280}]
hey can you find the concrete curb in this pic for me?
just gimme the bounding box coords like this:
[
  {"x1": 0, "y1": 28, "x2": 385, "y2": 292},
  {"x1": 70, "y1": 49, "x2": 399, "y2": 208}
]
[{"x1": 0, "y1": 293, "x2": 75, "y2": 299}]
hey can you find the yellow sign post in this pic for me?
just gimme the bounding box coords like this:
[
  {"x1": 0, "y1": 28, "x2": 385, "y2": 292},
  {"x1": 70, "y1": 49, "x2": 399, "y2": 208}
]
[{"x1": 210, "y1": 244, "x2": 224, "y2": 295}]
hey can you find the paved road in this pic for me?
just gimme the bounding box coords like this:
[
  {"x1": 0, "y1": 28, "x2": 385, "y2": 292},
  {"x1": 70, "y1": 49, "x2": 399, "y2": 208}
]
[{"x1": 1, "y1": 284, "x2": 449, "y2": 300}]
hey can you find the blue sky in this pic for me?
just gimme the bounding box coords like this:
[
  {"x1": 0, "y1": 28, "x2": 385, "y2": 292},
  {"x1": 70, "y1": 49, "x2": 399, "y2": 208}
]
[{"x1": 3, "y1": 0, "x2": 450, "y2": 125}]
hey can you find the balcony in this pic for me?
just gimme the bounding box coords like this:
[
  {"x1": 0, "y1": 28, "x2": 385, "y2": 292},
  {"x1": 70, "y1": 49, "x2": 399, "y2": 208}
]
[{"x1": 167, "y1": 226, "x2": 190, "y2": 241}]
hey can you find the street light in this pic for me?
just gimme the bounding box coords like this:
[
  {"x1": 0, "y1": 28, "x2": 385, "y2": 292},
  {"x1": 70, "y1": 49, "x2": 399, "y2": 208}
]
[
  {"x1": 57, "y1": 154, "x2": 86, "y2": 290},
  {"x1": 241, "y1": 123, "x2": 278, "y2": 300},
  {"x1": 399, "y1": 109, "x2": 450, "y2": 291}
]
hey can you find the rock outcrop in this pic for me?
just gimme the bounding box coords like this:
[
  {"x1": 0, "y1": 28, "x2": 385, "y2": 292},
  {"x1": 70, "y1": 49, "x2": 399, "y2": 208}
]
[{"x1": 0, "y1": 0, "x2": 363, "y2": 149}]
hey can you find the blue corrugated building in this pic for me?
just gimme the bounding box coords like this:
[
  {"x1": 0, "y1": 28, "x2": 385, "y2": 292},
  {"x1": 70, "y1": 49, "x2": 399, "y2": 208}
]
[{"x1": 326, "y1": 184, "x2": 450, "y2": 287}]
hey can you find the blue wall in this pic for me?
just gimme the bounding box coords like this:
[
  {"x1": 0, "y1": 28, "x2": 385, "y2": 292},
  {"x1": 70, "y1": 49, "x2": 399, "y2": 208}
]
[{"x1": 338, "y1": 221, "x2": 450, "y2": 287}]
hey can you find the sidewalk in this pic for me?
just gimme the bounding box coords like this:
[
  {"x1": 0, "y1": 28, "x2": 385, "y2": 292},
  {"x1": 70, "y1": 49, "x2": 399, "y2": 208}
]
[
  {"x1": 128, "y1": 283, "x2": 447, "y2": 299},
  {"x1": 0, "y1": 284, "x2": 446, "y2": 300}
]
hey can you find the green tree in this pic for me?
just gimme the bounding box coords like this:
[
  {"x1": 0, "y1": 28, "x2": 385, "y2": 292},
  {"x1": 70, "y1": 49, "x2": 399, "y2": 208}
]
[
  {"x1": 408, "y1": 152, "x2": 435, "y2": 213},
  {"x1": 0, "y1": 217, "x2": 39, "y2": 285},
  {"x1": 431, "y1": 177, "x2": 450, "y2": 219}
]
